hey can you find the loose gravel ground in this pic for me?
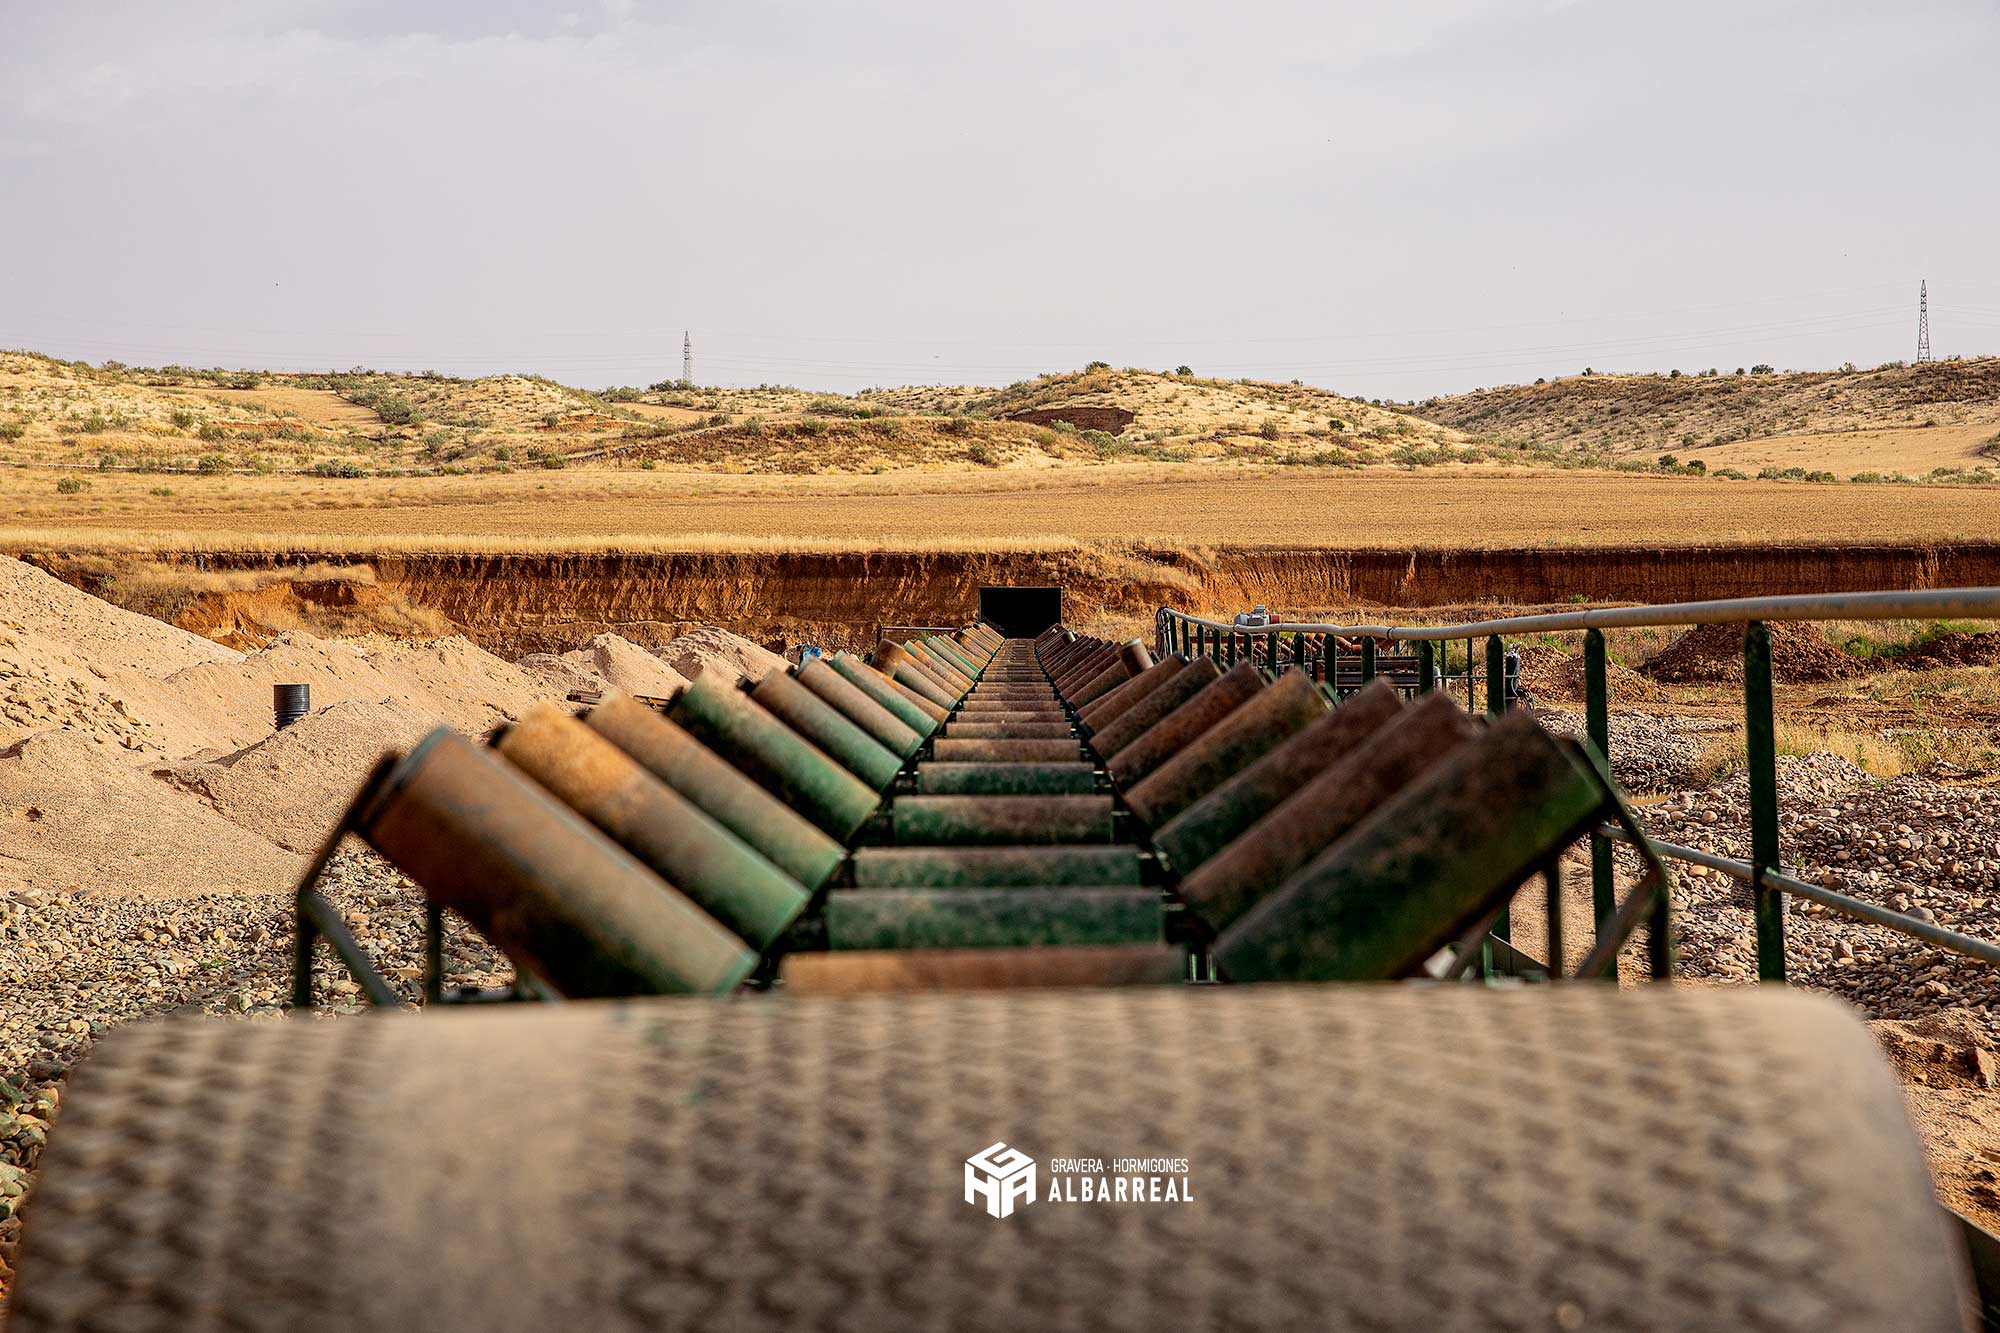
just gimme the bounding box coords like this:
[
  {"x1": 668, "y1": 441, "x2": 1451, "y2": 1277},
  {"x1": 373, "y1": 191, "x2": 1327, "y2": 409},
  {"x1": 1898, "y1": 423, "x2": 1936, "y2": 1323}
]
[{"x1": 0, "y1": 850, "x2": 509, "y2": 1288}]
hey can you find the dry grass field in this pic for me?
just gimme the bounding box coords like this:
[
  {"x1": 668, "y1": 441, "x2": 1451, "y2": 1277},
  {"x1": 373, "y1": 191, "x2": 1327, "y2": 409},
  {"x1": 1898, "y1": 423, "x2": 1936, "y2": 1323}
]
[{"x1": 4, "y1": 463, "x2": 1996, "y2": 551}]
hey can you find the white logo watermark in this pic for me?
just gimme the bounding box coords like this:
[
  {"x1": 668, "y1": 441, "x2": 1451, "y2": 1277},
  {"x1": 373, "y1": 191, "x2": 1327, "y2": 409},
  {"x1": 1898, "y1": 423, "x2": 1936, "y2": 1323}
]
[
  {"x1": 964, "y1": 1141, "x2": 1037, "y2": 1218},
  {"x1": 964, "y1": 1145, "x2": 1194, "y2": 1217}
]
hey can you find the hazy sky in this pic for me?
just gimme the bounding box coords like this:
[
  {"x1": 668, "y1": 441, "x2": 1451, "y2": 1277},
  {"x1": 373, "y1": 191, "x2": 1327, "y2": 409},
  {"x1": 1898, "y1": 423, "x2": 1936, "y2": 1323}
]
[{"x1": 4, "y1": 1, "x2": 1998, "y2": 399}]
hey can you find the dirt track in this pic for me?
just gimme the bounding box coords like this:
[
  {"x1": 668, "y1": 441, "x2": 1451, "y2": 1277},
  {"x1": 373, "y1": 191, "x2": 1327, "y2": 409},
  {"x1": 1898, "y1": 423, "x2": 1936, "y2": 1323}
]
[{"x1": 7, "y1": 467, "x2": 1999, "y2": 550}]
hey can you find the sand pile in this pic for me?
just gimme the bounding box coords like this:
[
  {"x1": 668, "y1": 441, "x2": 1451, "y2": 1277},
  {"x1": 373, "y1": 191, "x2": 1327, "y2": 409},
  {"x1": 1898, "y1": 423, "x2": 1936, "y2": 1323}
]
[
  {"x1": 1644, "y1": 621, "x2": 1862, "y2": 684},
  {"x1": 514, "y1": 634, "x2": 691, "y2": 701},
  {"x1": 658, "y1": 625, "x2": 786, "y2": 683},
  {"x1": 157, "y1": 699, "x2": 440, "y2": 854},
  {"x1": 657, "y1": 625, "x2": 786, "y2": 684},
  {"x1": 0, "y1": 730, "x2": 303, "y2": 896}
]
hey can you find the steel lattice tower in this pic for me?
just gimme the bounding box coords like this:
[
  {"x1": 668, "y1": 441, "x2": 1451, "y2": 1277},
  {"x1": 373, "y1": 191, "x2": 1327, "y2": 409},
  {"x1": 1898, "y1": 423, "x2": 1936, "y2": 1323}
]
[
  {"x1": 1916, "y1": 282, "x2": 1932, "y2": 363},
  {"x1": 683, "y1": 331, "x2": 693, "y2": 384}
]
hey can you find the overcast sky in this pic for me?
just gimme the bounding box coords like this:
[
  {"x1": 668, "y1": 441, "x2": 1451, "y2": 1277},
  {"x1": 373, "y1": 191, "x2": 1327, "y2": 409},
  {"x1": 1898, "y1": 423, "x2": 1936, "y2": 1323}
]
[{"x1": 4, "y1": 1, "x2": 1997, "y2": 399}]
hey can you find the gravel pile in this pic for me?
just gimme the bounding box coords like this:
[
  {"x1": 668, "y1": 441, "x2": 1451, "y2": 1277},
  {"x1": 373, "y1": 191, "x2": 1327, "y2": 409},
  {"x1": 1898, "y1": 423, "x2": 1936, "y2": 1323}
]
[
  {"x1": 1644, "y1": 621, "x2": 1863, "y2": 684},
  {"x1": 0, "y1": 849, "x2": 511, "y2": 1288},
  {"x1": 1539, "y1": 707, "x2": 1733, "y2": 793}
]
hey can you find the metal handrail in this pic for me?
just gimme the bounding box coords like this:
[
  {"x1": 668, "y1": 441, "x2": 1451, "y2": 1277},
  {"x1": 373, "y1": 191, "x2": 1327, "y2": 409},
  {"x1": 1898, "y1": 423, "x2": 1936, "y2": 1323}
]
[
  {"x1": 1156, "y1": 586, "x2": 2000, "y2": 984},
  {"x1": 1167, "y1": 586, "x2": 2000, "y2": 641}
]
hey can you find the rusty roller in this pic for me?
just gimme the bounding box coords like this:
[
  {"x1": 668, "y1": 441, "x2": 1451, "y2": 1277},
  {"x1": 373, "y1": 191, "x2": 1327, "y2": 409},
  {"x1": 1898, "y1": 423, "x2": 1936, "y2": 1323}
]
[
  {"x1": 669, "y1": 669, "x2": 883, "y2": 840},
  {"x1": 349, "y1": 728, "x2": 757, "y2": 997},
  {"x1": 821, "y1": 886, "x2": 1163, "y2": 950},
  {"x1": 794, "y1": 656, "x2": 925, "y2": 760},
  {"x1": 1121, "y1": 667, "x2": 1326, "y2": 828},
  {"x1": 850, "y1": 844, "x2": 1144, "y2": 887},
  {"x1": 1087, "y1": 655, "x2": 1220, "y2": 758},
  {"x1": 497, "y1": 705, "x2": 809, "y2": 949},
  {"x1": 931, "y1": 738, "x2": 1080, "y2": 763},
  {"x1": 1177, "y1": 690, "x2": 1481, "y2": 933},
  {"x1": 1102, "y1": 658, "x2": 1265, "y2": 788},
  {"x1": 750, "y1": 669, "x2": 905, "y2": 791},
  {"x1": 893, "y1": 794, "x2": 1115, "y2": 845},
  {"x1": 1068, "y1": 639, "x2": 1154, "y2": 710},
  {"x1": 583, "y1": 691, "x2": 846, "y2": 891},
  {"x1": 1150, "y1": 679, "x2": 1403, "y2": 875},
  {"x1": 11, "y1": 988, "x2": 1967, "y2": 1330},
  {"x1": 828, "y1": 651, "x2": 948, "y2": 731},
  {"x1": 1214, "y1": 710, "x2": 1607, "y2": 982},
  {"x1": 914, "y1": 761, "x2": 1098, "y2": 795},
  {"x1": 905, "y1": 640, "x2": 974, "y2": 694},
  {"x1": 872, "y1": 642, "x2": 959, "y2": 708},
  {"x1": 1078, "y1": 654, "x2": 1187, "y2": 735},
  {"x1": 942, "y1": 725, "x2": 1076, "y2": 742}
]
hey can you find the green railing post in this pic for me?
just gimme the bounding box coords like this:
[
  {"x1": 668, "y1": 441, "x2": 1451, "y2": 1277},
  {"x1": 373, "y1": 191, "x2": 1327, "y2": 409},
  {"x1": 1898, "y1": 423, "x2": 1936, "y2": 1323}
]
[
  {"x1": 1485, "y1": 635, "x2": 1506, "y2": 716},
  {"x1": 1745, "y1": 620, "x2": 1786, "y2": 982},
  {"x1": 1228, "y1": 631, "x2": 1238, "y2": 666},
  {"x1": 1417, "y1": 639, "x2": 1436, "y2": 693},
  {"x1": 1583, "y1": 628, "x2": 1618, "y2": 981},
  {"x1": 1291, "y1": 629, "x2": 1305, "y2": 672},
  {"x1": 1360, "y1": 637, "x2": 1376, "y2": 683}
]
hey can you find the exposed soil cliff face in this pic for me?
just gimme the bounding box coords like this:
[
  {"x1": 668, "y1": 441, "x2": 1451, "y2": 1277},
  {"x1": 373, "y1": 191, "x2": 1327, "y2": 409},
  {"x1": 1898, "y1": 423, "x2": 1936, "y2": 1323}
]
[{"x1": 25, "y1": 541, "x2": 2000, "y2": 656}]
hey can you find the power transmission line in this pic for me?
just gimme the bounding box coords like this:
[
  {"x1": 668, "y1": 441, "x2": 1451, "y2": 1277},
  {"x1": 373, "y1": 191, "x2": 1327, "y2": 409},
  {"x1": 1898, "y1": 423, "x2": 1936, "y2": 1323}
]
[{"x1": 1916, "y1": 281, "x2": 1933, "y2": 363}]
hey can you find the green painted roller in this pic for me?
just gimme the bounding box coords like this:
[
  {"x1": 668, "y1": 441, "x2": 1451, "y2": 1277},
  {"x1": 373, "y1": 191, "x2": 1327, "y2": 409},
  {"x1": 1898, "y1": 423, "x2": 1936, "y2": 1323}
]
[
  {"x1": 1214, "y1": 711, "x2": 1609, "y2": 983},
  {"x1": 893, "y1": 794, "x2": 1114, "y2": 845},
  {"x1": 354, "y1": 728, "x2": 758, "y2": 997},
  {"x1": 795, "y1": 657, "x2": 924, "y2": 759},
  {"x1": 669, "y1": 669, "x2": 882, "y2": 840},
  {"x1": 821, "y1": 887, "x2": 1163, "y2": 949},
  {"x1": 751, "y1": 669, "x2": 904, "y2": 790},
  {"x1": 584, "y1": 691, "x2": 846, "y2": 891},
  {"x1": 828, "y1": 652, "x2": 944, "y2": 734},
  {"x1": 852, "y1": 844, "x2": 1144, "y2": 887},
  {"x1": 915, "y1": 761, "x2": 1098, "y2": 795},
  {"x1": 498, "y1": 704, "x2": 808, "y2": 949}
]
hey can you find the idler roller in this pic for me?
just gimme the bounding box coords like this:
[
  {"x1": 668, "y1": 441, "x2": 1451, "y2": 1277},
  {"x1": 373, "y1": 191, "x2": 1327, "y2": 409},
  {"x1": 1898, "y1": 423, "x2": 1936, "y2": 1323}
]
[
  {"x1": 351, "y1": 729, "x2": 756, "y2": 998},
  {"x1": 873, "y1": 642, "x2": 960, "y2": 707},
  {"x1": 583, "y1": 692, "x2": 845, "y2": 891},
  {"x1": 851, "y1": 844, "x2": 1144, "y2": 887},
  {"x1": 795, "y1": 657, "x2": 925, "y2": 760},
  {"x1": 1177, "y1": 691, "x2": 1481, "y2": 932},
  {"x1": 1104, "y1": 659, "x2": 1265, "y2": 789},
  {"x1": 942, "y1": 723, "x2": 1076, "y2": 740},
  {"x1": 892, "y1": 795, "x2": 1115, "y2": 845},
  {"x1": 1079, "y1": 655, "x2": 1186, "y2": 735},
  {"x1": 751, "y1": 670, "x2": 904, "y2": 791},
  {"x1": 1088, "y1": 656, "x2": 1220, "y2": 758},
  {"x1": 821, "y1": 887, "x2": 1163, "y2": 949},
  {"x1": 827, "y1": 652, "x2": 946, "y2": 731},
  {"x1": 670, "y1": 669, "x2": 881, "y2": 840},
  {"x1": 915, "y1": 762, "x2": 1098, "y2": 795},
  {"x1": 1214, "y1": 711, "x2": 1608, "y2": 982},
  {"x1": 497, "y1": 705, "x2": 809, "y2": 949},
  {"x1": 1121, "y1": 667, "x2": 1327, "y2": 828},
  {"x1": 15, "y1": 989, "x2": 1965, "y2": 1329},
  {"x1": 781, "y1": 943, "x2": 1185, "y2": 992},
  {"x1": 931, "y1": 738, "x2": 1080, "y2": 763},
  {"x1": 1151, "y1": 680, "x2": 1403, "y2": 875}
]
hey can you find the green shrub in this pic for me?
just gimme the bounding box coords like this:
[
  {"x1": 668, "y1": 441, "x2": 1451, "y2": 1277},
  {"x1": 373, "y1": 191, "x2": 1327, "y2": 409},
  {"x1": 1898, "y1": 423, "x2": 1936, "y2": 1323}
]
[
  {"x1": 55, "y1": 475, "x2": 88, "y2": 494},
  {"x1": 168, "y1": 409, "x2": 197, "y2": 429},
  {"x1": 306, "y1": 459, "x2": 366, "y2": 478},
  {"x1": 1175, "y1": 365, "x2": 1193, "y2": 377},
  {"x1": 196, "y1": 454, "x2": 230, "y2": 474},
  {"x1": 1085, "y1": 360, "x2": 1111, "y2": 371},
  {"x1": 373, "y1": 393, "x2": 420, "y2": 426},
  {"x1": 743, "y1": 416, "x2": 764, "y2": 437},
  {"x1": 81, "y1": 412, "x2": 110, "y2": 434},
  {"x1": 966, "y1": 441, "x2": 998, "y2": 466},
  {"x1": 196, "y1": 423, "x2": 227, "y2": 442},
  {"x1": 148, "y1": 486, "x2": 174, "y2": 497},
  {"x1": 940, "y1": 417, "x2": 973, "y2": 437},
  {"x1": 1258, "y1": 418, "x2": 1282, "y2": 441}
]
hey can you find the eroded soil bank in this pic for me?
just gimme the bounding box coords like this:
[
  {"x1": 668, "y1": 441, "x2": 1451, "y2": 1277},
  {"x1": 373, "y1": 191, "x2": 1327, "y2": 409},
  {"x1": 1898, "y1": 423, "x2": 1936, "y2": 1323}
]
[{"x1": 24, "y1": 539, "x2": 2000, "y2": 656}]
